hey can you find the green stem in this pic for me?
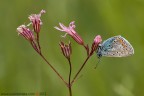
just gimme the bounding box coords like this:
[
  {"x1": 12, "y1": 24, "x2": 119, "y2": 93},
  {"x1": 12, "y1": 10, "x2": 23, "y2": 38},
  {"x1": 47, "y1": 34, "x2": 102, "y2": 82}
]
[
  {"x1": 32, "y1": 34, "x2": 67, "y2": 86},
  {"x1": 71, "y1": 56, "x2": 90, "y2": 85},
  {"x1": 39, "y1": 53, "x2": 68, "y2": 86},
  {"x1": 68, "y1": 58, "x2": 72, "y2": 96}
]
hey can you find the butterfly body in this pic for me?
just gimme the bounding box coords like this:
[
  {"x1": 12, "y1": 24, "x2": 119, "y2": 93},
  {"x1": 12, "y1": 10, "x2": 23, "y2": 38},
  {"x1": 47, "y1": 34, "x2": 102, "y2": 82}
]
[{"x1": 96, "y1": 35, "x2": 134, "y2": 58}]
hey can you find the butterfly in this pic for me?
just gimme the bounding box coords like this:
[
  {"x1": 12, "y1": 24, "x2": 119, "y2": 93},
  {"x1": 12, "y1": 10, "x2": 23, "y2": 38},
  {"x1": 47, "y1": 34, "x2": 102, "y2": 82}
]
[{"x1": 96, "y1": 35, "x2": 134, "y2": 58}]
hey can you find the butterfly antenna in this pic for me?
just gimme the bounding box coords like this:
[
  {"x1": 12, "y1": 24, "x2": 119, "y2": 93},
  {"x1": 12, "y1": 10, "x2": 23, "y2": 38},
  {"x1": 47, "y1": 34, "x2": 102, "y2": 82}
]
[{"x1": 94, "y1": 58, "x2": 101, "y2": 69}]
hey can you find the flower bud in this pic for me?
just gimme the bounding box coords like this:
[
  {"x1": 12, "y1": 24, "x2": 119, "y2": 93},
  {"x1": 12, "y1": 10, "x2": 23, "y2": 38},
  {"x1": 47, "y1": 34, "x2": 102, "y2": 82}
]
[
  {"x1": 28, "y1": 10, "x2": 46, "y2": 33},
  {"x1": 59, "y1": 42, "x2": 72, "y2": 59},
  {"x1": 17, "y1": 25, "x2": 34, "y2": 42}
]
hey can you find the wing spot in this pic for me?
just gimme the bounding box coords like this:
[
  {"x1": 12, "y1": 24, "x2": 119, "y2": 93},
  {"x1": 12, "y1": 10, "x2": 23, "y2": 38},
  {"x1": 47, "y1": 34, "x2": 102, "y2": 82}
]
[{"x1": 113, "y1": 40, "x2": 116, "y2": 43}]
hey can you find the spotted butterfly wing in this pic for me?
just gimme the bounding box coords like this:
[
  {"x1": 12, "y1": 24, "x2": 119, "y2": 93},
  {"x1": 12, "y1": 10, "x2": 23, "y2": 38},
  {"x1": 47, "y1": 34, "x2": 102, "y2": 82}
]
[{"x1": 96, "y1": 35, "x2": 134, "y2": 58}]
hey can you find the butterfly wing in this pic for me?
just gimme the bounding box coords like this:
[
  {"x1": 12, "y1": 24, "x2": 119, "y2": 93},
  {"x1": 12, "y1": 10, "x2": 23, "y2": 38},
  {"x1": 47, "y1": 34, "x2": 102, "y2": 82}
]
[{"x1": 99, "y1": 35, "x2": 134, "y2": 57}]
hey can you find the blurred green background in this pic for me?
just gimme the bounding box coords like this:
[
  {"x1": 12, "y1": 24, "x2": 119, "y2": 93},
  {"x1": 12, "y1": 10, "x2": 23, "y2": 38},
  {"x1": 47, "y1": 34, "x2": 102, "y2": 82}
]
[{"x1": 0, "y1": 0, "x2": 144, "y2": 96}]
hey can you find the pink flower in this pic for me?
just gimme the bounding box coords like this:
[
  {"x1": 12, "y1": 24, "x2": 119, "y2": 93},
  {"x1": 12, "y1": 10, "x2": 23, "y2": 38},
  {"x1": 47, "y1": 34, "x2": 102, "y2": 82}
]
[
  {"x1": 28, "y1": 10, "x2": 46, "y2": 33},
  {"x1": 55, "y1": 21, "x2": 84, "y2": 45},
  {"x1": 17, "y1": 25, "x2": 34, "y2": 42},
  {"x1": 59, "y1": 42, "x2": 72, "y2": 59},
  {"x1": 94, "y1": 35, "x2": 102, "y2": 44},
  {"x1": 90, "y1": 35, "x2": 102, "y2": 56}
]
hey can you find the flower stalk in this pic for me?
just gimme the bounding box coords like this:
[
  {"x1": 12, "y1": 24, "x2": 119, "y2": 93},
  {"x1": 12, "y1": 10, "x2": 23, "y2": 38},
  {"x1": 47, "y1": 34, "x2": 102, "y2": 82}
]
[
  {"x1": 68, "y1": 58, "x2": 72, "y2": 96},
  {"x1": 59, "y1": 41, "x2": 72, "y2": 96}
]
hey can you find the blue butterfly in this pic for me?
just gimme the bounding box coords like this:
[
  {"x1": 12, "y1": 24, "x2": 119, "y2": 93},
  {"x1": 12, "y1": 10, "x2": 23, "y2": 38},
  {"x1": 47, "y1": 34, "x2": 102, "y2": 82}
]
[{"x1": 96, "y1": 35, "x2": 134, "y2": 58}]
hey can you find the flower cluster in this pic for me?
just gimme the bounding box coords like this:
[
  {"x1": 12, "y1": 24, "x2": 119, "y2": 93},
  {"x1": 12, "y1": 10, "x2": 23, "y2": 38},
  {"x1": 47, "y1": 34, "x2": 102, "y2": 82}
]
[
  {"x1": 55, "y1": 21, "x2": 102, "y2": 56},
  {"x1": 17, "y1": 10, "x2": 46, "y2": 53},
  {"x1": 17, "y1": 9, "x2": 102, "y2": 57},
  {"x1": 17, "y1": 9, "x2": 103, "y2": 96}
]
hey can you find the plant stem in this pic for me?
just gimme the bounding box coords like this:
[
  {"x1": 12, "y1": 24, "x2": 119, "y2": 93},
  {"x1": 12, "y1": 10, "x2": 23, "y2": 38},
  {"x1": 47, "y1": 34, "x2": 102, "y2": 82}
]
[
  {"x1": 36, "y1": 33, "x2": 41, "y2": 53},
  {"x1": 31, "y1": 41, "x2": 39, "y2": 53},
  {"x1": 39, "y1": 53, "x2": 68, "y2": 86},
  {"x1": 31, "y1": 35, "x2": 67, "y2": 86},
  {"x1": 71, "y1": 55, "x2": 90, "y2": 85},
  {"x1": 68, "y1": 58, "x2": 72, "y2": 96}
]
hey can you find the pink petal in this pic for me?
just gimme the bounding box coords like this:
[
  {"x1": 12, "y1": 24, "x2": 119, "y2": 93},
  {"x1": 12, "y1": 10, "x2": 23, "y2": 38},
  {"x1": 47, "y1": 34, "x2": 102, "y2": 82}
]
[{"x1": 94, "y1": 35, "x2": 102, "y2": 44}]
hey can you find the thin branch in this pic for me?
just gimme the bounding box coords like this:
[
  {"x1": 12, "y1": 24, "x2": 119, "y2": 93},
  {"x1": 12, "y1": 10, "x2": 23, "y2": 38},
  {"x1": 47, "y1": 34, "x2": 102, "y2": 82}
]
[
  {"x1": 36, "y1": 33, "x2": 41, "y2": 54},
  {"x1": 39, "y1": 53, "x2": 68, "y2": 86},
  {"x1": 31, "y1": 41, "x2": 39, "y2": 53},
  {"x1": 68, "y1": 58, "x2": 72, "y2": 96},
  {"x1": 31, "y1": 33, "x2": 67, "y2": 86},
  {"x1": 71, "y1": 55, "x2": 90, "y2": 85}
]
